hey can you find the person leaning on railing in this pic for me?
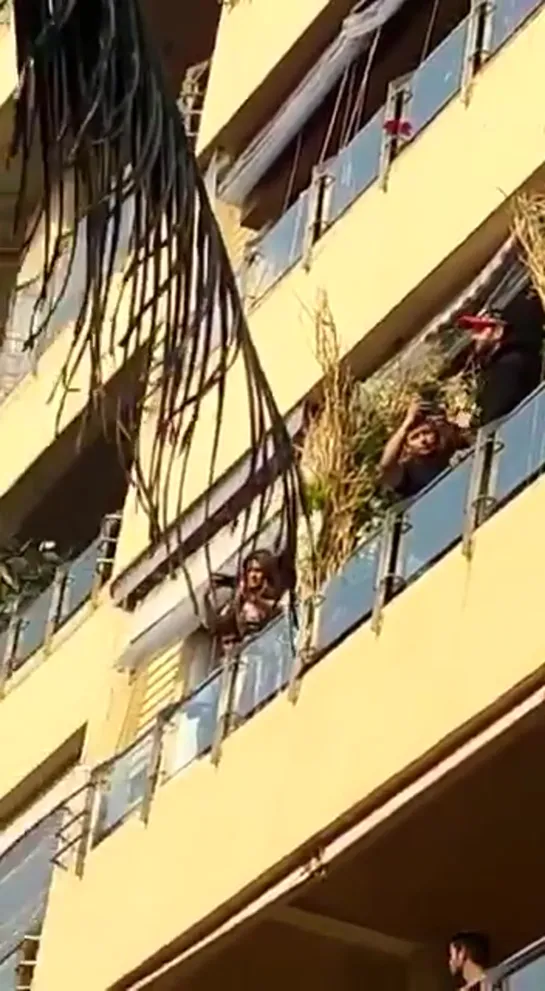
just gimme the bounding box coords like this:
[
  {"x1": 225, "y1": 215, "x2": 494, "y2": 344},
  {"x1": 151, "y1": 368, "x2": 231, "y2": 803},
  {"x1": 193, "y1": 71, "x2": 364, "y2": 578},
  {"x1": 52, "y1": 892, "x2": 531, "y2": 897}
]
[
  {"x1": 203, "y1": 549, "x2": 283, "y2": 650},
  {"x1": 380, "y1": 396, "x2": 469, "y2": 501},
  {"x1": 457, "y1": 310, "x2": 542, "y2": 428},
  {"x1": 448, "y1": 931, "x2": 499, "y2": 991}
]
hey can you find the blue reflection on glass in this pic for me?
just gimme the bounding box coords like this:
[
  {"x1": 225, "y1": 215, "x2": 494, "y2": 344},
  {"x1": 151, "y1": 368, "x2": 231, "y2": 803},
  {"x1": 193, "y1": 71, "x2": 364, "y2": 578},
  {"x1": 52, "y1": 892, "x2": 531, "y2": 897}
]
[
  {"x1": 59, "y1": 537, "x2": 101, "y2": 624},
  {"x1": 0, "y1": 951, "x2": 18, "y2": 991},
  {"x1": 402, "y1": 455, "x2": 472, "y2": 581},
  {"x1": 235, "y1": 613, "x2": 294, "y2": 719},
  {"x1": 11, "y1": 586, "x2": 54, "y2": 672},
  {"x1": 508, "y1": 955, "x2": 545, "y2": 991},
  {"x1": 317, "y1": 535, "x2": 381, "y2": 651},
  {"x1": 489, "y1": 0, "x2": 542, "y2": 53},
  {"x1": 0, "y1": 812, "x2": 60, "y2": 965},
  {"x1": 493, "y1": 388, "x2": 545, "y2": 504},
  {"x1": 94, "y1": 733, "x2": 154, "y2": 842},
  {"x1": 409, "y1": 18, "x2": 468, "y2": 135},
  {"x1": 165, "y1": 670, "x2": 222, "y2": 777},
  {"x1": 327, "y1": 109, "x2": 384, "y2": 224},
  {"x1": 250, "y1": 192, "x2": 308, "y2": 302}
]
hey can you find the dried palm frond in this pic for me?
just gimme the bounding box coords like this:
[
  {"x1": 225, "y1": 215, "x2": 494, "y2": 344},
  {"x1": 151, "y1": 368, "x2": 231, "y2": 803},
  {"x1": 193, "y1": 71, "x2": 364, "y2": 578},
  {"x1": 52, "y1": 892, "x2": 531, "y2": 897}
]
[
  {"x1": 299, "y1": 295, "x2": 477, "y2": 597},
  {"x1": 513, "y1": 191, "x2": 545, "y2": 311},
  {"x1": 3, "y1": 0, "x2": 305, "y2": 603}
]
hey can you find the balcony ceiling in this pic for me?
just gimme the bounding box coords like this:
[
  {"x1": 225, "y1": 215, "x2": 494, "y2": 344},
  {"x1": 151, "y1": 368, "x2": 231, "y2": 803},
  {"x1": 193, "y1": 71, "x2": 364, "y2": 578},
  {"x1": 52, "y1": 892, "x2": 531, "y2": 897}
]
[{"x1": 296, "y1": 705, "x2": 545, "y2": 962}]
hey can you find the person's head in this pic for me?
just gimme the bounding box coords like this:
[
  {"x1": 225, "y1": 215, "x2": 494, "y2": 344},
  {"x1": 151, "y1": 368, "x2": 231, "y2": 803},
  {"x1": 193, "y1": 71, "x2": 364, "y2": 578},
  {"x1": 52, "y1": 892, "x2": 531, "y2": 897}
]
[
  {"x1": 448, "y1": 932, "x2": 491, "y2": 983},
  {"x1": 404, "y1": 416, "x2": 442, "y2": 459},
  {"x1": 242, "y1": 549, "x2": 276, "y2": 593}
]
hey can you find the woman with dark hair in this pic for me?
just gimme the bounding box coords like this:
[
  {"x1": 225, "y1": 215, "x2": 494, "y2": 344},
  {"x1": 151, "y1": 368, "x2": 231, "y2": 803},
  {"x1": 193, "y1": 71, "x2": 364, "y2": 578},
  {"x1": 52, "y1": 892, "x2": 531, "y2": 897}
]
[{"x1": 205, "y1": 549, "x2": 282, "y2": 648}]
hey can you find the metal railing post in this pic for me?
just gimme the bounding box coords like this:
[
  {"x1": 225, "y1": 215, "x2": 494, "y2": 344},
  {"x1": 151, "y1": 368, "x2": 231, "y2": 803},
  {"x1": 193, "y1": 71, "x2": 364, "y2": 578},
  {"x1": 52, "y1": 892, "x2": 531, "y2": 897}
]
[
  {"x1": 211, "y1": 642, "x2": 239, "y2": 766},
  {"x1": 140, "y1": 719, "x2": 165, "y2": 825},
  {"x1": 288, "y1": 594, "x2": 320, "y2": 704}
]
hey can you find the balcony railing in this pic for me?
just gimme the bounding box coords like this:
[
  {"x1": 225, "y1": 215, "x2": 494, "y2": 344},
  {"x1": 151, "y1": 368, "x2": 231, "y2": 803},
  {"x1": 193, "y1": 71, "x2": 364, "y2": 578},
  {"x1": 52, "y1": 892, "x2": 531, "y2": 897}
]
[
  {"x1": 89, "y1": 379, "x2": 545, "y2": 847},
  {"x1": 0, "y1": 515, "x2": 120, "y2": 688},
  {"x1": 0, "y1": 785, "x2": 91, "y2": 990},
  {"x1": 490, "y1": 935, "x2": 545, "y2": 990},
  {"x1": 244, "y1": 0, "x2": 543, "y2": 307}
]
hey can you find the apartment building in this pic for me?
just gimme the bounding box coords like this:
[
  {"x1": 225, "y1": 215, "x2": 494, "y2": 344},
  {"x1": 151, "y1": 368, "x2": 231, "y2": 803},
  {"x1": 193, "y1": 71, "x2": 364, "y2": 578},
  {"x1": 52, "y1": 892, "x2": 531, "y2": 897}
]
[{"x1": 2, "y1": 0, "x2": 545, "y2": 989}]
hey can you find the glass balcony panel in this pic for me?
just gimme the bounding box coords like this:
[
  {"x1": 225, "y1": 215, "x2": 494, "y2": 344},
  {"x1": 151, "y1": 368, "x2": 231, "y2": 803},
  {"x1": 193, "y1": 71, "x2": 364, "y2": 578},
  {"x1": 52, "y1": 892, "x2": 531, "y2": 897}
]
[
  {"x1": 327, "y1": 109, "x2": 384, "y2": 223},
  {"x1": 489, "y1": 0, "x2": 542, "y2": 53},
  {"x1": 508, "y1": 954, "x2": 545, "y2": 991},
  {"x1": 409, "y1": 18, "x2": 468, "y2": 135},
  {"x1": 234, "y1": 613, "x2": 294, "y2": 720},
  {"x1": 11, "y1": 586, "x2": 54, "y2": 673},
  {"x1": 250, "y1": 192, "x2": 308, "y2": 301},
  {"x1": 164, "y1": 670, "x2": 222, "y2": 778},
  {"x1": 317, "y1": 534, "x2": 381, "y2": 651},
  {"x1": 493, "y1": 388, "x2": 545, "y2": 505},
  {"x1": 0, "y1": 812, "x2": 60, "y2": 964},
  {"x1": 58, "y1": 536, "x2": 101, "y2": 624},
  {"x1": 94, "y1": 733, "x2": 154, "y2": 842},
  {"x1": 0, "y1": 951, "x2": 18, "y2": 991},
  {"x1": 401, "y1": 455, "x2": 472, "y2": 582}
]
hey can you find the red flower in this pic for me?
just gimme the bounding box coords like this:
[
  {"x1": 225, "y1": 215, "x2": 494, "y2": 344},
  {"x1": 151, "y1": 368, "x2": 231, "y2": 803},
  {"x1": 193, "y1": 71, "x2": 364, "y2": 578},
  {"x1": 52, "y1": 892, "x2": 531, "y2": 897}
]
[{"x1": 383, "y1": 117, "x2": 412, "y2": 138}]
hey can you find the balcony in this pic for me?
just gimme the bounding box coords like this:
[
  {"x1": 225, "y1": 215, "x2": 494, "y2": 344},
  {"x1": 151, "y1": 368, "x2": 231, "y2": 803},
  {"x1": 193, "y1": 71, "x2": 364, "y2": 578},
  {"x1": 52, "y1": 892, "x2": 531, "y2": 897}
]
[
  {"x1": 29, "y1": 373, "x2": 545, "y2": 991},
  {"x1": 244, "y1": 0, "x2": 542, "y2": 308},
  {"x1": 0, "y1": 518, "x2": 118, "y2": 691},
  {"x1": 0, "y1": 785, "x2": 89, "y2": 991}
]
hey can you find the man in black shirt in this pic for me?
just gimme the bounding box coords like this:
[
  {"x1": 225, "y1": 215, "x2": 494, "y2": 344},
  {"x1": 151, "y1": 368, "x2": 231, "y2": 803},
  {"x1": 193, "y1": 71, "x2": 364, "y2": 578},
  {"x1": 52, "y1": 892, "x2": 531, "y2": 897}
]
[{"x1": 458, "y1": 310, "x2": 541, "y2": 427}]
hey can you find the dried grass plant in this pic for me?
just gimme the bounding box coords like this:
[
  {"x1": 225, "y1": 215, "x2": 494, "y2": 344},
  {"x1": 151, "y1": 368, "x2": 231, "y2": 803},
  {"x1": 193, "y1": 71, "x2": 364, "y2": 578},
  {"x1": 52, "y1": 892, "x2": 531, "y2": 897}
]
[
  {"x1": 513, "y1": 191, "x2": 545, "y2": 311},
  {"x1": 297, "y1": 292, "x2": 477, "y2": 599}
]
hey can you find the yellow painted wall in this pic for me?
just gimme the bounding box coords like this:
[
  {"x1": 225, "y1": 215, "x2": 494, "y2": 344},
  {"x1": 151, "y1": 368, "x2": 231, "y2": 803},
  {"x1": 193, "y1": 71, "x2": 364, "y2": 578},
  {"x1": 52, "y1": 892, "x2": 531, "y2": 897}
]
[
  {"x1": 0, "y1": 16, "x2": 16, "y2": 111},
  {"x1": 0, "y1": 591, "x2": 130, "y2": 812},
  {"x1": 114, "y1": 6, "x2": 545, "y2": 576},
  {"x1": 198, "y1": 0, "x2": 331, "y2": 153},
  {"x1": 32, "y1": 464, "x2": 545, "y2": 991}
]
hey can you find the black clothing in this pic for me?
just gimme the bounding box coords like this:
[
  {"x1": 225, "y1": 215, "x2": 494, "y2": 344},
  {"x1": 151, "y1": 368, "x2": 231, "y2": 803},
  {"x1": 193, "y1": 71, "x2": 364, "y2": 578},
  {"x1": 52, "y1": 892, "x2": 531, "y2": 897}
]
[
  {"x1": 475, "y1": 341, "x2": 541, "y2": 427},
  {"x1": 395, "y1": 449, "x2": 452, "y2": 500}
]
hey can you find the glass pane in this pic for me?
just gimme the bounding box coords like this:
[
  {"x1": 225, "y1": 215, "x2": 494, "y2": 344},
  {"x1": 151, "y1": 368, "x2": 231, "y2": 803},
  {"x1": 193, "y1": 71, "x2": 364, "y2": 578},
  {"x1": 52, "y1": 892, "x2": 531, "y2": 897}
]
[
  {"x1": 494, "y1": 389, "x2": 545, "y2": 504},
  {"x1": 250, "y1": 192, "x2": 308, "y2": 301},
  {"x1": 59, "y1": 537, "x2": 101, "y2": 624},
  {"x1": 0, "y1": 812, "x2": 60, "y2": 963},
  {"x1": 402, "y1": 456, "x2": 472, "y2": 581},
  {"x1": 164, "y1": 671, "x2": 222, "y2": 778},
  {"x1": 11, "y1": 586, "x2": 54, "y2": 672},
  {"x1": 508, "y1": 955, "x2": 545, "y2": 991},
  {"x1": 490, "y1": 0, "x2": 542, "y2": 53},
  {"x1": 94, "y1": 733, "x2": 154, "y2": 842},
  {"x1": 328, "y1": 109, "x2": 384, "y2": 223},
  {"x1": 235, "y1": 613, "x2": 294, "y2": 719},
  {"x1": 0, "y1": 951, "x2": 18, "y2": 991},
  {"x1": 317, "y1": 535, "x2": 381, "y2": 651},
  {"x1": 409, "y1": 18, "x2": 468, "y2": 135}
]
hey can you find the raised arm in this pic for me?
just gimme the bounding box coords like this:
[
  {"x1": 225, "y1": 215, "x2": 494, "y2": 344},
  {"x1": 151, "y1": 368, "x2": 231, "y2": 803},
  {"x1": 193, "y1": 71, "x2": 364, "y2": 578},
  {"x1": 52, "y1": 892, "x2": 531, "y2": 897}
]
[{"x1": 380, "y1": 397, "x2": 421, "y2": 487}]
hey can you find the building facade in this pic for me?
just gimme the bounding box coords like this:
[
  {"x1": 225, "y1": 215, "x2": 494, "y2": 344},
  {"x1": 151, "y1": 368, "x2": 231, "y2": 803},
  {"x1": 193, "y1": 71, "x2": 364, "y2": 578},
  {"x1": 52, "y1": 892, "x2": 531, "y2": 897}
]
[{"x1": 2, "y1": 1, "x2": 545, "y2": 990}]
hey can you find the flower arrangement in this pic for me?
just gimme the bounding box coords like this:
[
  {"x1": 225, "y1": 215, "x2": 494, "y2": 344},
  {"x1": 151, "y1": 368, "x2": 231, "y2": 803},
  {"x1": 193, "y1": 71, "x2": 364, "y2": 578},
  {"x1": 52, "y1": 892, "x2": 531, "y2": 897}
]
[{"x1": 297, "y1": 292, "x2": 478, "y2": 598}]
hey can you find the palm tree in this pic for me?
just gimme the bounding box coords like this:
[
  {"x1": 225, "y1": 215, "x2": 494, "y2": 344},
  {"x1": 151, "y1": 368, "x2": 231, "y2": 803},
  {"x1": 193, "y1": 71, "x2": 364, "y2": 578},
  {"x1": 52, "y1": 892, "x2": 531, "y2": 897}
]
[{"x1": 0, "y1": 0, "x2": 305, "y2": 595}]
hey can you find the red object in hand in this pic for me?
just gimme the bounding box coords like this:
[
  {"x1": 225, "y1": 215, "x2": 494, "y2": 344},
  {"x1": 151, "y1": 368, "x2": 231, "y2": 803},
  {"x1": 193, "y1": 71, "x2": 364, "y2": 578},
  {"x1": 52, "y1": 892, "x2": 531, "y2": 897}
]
[
  {"x1": 383, "y1": 117, "x2": 413, "y2": 138},
  {"x1": 457, "y1": 314, "x2": 499, "y2": 331}
]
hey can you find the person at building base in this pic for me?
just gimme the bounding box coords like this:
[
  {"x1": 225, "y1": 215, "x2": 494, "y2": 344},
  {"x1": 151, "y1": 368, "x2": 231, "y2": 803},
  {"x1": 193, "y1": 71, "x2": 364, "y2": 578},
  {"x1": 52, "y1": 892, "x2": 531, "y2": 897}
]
[{"x1": 448, "y1": 931, "x2": 492, "y2": 989}]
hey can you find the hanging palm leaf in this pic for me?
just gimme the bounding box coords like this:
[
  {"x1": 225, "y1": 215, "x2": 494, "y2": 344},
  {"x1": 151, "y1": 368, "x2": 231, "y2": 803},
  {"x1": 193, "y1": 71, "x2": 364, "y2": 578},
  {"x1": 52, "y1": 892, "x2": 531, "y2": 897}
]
[{"x1": 1, "y1": 0, "x2": 307, "y2": 603}]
